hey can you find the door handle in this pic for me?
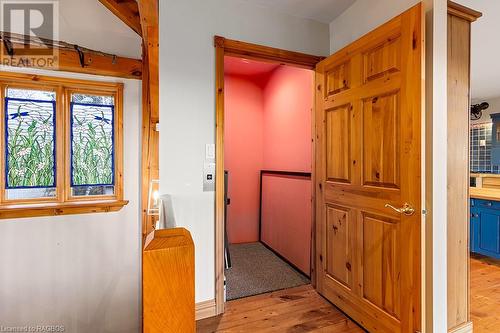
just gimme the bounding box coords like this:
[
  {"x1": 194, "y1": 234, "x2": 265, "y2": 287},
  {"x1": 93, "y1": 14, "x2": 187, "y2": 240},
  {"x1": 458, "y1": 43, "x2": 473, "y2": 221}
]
[{"x1": 385, "y1": 203, "x2": 415, "y2": 216}]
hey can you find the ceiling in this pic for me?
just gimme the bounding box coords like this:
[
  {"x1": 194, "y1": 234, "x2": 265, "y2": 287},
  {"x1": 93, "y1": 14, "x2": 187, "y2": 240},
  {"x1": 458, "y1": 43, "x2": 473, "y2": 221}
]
[
  {"x1": 59, "y1": 0, "x2": 142, "y2": 59},
  {"x1": 5, "y1": 0, "x2": 142, "y2": 59},
  {"x1": 225, "y1": 56, "x2": 281, "y2": 76},
  {"x1": 240, "y1": 0, "x2": 356, "y2": 23},
  {"x1": 457, "y1": 0, "x2": 500, "y2": 100}
]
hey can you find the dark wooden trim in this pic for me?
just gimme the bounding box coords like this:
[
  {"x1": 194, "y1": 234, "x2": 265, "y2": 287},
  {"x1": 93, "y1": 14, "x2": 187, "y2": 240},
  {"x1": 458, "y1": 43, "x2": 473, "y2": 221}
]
[
  {"x1": 258, "y1": 170, "x2": 312, "y2": 277},
  {"x1": 214, "y1": 36, "x2": 323, "y2": 69},
  {"x1": 260, "y1": 170, "x2": 312, "y2": 178}
]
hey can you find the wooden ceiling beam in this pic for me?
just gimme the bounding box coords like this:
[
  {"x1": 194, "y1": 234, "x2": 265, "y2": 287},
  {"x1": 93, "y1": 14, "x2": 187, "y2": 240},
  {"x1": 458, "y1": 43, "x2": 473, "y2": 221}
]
[
  {"x1": 98, "y1": 0, "x2": 142, "y2": 36},
  {"x1": 0, "y1": 41, "x2": 142, "y2": 79}
]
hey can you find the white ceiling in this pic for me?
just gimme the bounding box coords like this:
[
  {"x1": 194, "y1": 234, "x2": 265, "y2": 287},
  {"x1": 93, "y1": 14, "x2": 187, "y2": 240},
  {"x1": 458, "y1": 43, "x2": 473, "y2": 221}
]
[
  {"x1": 5, "y1": 0, "x2": 142, "y2": 59},
  {"x1": 225, "y1": 56, "x2": 280, "y2": 76},
  {"x1": 240, "y1": 0, "x2": 356, "y2": 23},
  {"x1": 457, "y1": 0, "x2": 500, "y2": 100},
  {"x1": 58, "y1": 0, "x2": 142, "y2": 59}
]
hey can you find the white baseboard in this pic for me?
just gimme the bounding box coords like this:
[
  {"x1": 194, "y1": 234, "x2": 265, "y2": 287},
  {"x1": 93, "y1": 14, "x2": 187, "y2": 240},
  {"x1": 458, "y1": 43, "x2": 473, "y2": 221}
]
[
  {"x1": 449, "y1": 322, "x2": 473, "y2": 333},
  {"x1": 196, "y1": 299, "x2": 217, "y2": 320}
]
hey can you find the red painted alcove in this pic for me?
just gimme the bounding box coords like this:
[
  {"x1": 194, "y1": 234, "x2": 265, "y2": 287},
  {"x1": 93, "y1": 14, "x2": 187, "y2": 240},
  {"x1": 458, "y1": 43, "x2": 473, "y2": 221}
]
[{"x1": 224, "y1": 56, "x2": 313, "y2": 274}]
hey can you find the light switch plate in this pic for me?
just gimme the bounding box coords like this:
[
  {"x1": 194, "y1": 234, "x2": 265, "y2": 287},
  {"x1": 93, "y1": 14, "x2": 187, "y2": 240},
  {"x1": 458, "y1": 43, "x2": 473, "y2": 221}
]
[{"x1": 206, "y1": 144, "x2": 215, "y2": 160}]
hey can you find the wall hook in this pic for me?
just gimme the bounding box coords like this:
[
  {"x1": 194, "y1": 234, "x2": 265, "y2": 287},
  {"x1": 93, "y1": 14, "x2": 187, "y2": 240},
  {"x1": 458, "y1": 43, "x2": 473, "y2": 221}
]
[
  {"x1": 3, "y1": 38, "x2": 14, "y2": 57},
  {"x1": 74, "y1": 45, "x2": 85, "y2": 68}
]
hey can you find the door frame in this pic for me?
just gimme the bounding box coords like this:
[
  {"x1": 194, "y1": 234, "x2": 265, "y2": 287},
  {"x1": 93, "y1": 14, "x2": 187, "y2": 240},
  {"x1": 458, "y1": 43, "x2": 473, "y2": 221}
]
[{"x1": 213, "y1": 35, "x2": 323, "y2": 314}]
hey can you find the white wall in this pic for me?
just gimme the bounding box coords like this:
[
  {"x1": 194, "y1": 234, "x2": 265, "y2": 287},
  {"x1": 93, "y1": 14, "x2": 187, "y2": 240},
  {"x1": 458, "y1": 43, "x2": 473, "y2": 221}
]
[
  {"x1": 455, "y1": 0, "x2": 500, "y2": 100},
  {"x1": 159, "y1": 0, "x2": 329, "y2": 303},
  {"x1": 329, "y1": 0, "x2": 420, "y2": 53},
  {"x1": 0, "y1": 67, "x2": 142, "y2": 333},
  {"x1": 472, "y1": 96, "x2": 500, "y2": 125}
]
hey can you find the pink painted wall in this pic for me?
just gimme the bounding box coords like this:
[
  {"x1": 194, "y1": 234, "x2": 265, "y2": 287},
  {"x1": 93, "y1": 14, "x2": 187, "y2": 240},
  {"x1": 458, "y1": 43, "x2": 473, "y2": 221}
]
[
  {"x1": 261, "y1": 175, "x2": 312, "y2": 275},
  {"x1": 261, "y1": 66, "x2": 313, "y2": 275},
  {"x1": 263, "y1": 66, "x2": 313, "y2": 172},
  {"x1": 224, "y1": 59, "x2": 313, "y2": 269},
  {"x1": 224, "y1": 74, "x2": 264, "y2": 244}
]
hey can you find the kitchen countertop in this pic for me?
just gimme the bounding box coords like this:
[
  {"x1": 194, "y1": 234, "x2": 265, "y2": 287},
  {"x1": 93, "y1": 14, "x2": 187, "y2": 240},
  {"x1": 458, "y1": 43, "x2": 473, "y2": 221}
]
[
  {"x1": 471, "y1": 173, "x2": 500, "y2": 178},
  {"x1": 470, "y1": 187, "x2": 500, "y2": 201}
]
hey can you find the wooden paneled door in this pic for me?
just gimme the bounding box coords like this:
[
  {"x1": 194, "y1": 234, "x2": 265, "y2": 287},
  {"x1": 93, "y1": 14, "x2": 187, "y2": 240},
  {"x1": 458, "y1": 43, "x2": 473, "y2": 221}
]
[{"x1": 314, "y1": 4, "x2": 423, "y2": 333}]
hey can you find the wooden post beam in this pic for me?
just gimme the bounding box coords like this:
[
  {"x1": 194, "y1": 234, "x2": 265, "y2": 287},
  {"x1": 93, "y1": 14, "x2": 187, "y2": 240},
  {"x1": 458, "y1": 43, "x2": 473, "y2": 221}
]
[
  {"x1": 98, "y1": 0, "x2": 142, "y2": 36},
  {"x1": 138, "y1": 0, "x2": 159, "y2": 235}
]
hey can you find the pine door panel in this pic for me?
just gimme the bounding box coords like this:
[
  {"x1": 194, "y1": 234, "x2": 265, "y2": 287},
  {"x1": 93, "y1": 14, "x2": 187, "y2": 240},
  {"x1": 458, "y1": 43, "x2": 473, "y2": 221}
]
[
  {"x1": 361, "y1": 214, "x2": 401, "y2": 319},
  {"x1": 326, "y1": 205, "x2": 353, "y2": 289},
  {"x1": 362, "y1": 92, "x2": 400, "y2": 188},
  {"x1": 326, "y1": 104, "x2": 352, "y2": 183}
]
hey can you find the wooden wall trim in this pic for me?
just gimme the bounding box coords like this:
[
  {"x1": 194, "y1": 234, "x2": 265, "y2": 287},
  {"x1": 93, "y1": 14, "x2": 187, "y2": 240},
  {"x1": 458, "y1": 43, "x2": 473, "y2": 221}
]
[
  {"x1": 214, "y1": 36, "x2": 323, "y2": 69},
  {"x1": 0, "y1": 200, "x2": 128, "y2": 219},
  {"x1": 195, "y1": 299, "x2": 217, "y2": 321},
  {"x1": 447, "y1": 1, "x2": 481, "y2": 331},
  {"x1": 214, "y1": 41, "x2": 226, "y2": 316},
  {"x1": 448, "y1": 1, "x2": 482, "y2": 22}
]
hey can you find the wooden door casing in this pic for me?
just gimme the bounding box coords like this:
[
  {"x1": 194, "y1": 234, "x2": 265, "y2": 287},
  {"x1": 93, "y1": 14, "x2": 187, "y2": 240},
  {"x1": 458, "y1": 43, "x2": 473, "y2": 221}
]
[{"x1": 315, "y1": 4, "x2": 422, "y2": 333}]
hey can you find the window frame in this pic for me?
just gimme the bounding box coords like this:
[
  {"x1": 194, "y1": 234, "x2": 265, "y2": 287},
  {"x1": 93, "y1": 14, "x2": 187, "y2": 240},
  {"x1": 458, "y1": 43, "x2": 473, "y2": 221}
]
[{"x1": 0, "y1": 71, "x2": 126, "y2": 218}]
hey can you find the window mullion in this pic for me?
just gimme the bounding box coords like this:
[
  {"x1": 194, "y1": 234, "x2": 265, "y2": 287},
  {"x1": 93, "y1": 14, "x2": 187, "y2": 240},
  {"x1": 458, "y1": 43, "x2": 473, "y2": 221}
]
[{"x1": 57, "y1": 86, "x2": 66, "y2": 203}]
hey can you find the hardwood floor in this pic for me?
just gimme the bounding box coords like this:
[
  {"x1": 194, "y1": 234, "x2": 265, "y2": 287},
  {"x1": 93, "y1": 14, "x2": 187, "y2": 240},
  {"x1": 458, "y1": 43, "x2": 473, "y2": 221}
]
[
  {"x1": 471, "y1": 254, "x2": 500, "y2": 332},
  {"x1": 196, "y1": 285, "x2": 364, "y2": 333},
  {"x1": 198, "y1": 258, "x2": 500, "y2": 333}
]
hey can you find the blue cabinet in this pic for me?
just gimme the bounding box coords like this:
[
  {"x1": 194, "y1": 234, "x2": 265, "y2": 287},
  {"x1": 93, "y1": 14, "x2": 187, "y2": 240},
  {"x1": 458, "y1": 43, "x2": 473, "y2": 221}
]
[{"x1": 470, "y1": 198, "x2": 500, "y2": 259}]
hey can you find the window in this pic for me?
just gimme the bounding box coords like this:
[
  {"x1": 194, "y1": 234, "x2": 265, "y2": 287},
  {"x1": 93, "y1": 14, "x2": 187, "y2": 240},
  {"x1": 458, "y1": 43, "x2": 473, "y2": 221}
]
[
  {"x1": 0, "y1": 72, "x2": 126, "y2": 218},
  {"x1": 70, "y1": 93, "x2": 115, "y2": 197}
]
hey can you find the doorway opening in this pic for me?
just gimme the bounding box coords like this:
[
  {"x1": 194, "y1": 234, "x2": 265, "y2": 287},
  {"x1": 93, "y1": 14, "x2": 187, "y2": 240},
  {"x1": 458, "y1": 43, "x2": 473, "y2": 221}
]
[
  {"x1": 213, "y1": 36, "x2": 322, "y2": 313},
  {"x1": 223, "y1": 55, "x2": 313, "y2": 300}
]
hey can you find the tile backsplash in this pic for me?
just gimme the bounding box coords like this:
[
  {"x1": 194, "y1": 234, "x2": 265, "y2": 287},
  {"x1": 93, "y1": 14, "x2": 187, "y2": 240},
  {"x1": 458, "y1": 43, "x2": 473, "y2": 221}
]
[{"x1": 470, "y1": 123, "x2": 500, "y2": 173}]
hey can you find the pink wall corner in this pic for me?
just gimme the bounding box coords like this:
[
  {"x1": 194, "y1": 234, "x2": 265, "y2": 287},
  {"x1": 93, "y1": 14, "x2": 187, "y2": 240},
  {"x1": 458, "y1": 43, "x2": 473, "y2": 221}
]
[
  {"x1": 224, "y1": 74, "x2": 264, "y2": 244},
  {"x1": 263, "y1": 66, "x2": 313, "y2": 172}
]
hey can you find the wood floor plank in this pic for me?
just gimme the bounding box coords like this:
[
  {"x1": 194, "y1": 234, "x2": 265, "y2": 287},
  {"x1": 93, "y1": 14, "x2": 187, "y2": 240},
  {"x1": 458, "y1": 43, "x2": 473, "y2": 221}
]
[
  {"x1": 196, "y1": 285, "x2": 364, "y2": 333},
  {"x1": 471, "y1": 255, "x2": 500, "y2": 333},
  {"x1": 199, "y1": 255, "x2": 499, "y2": 332}
]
